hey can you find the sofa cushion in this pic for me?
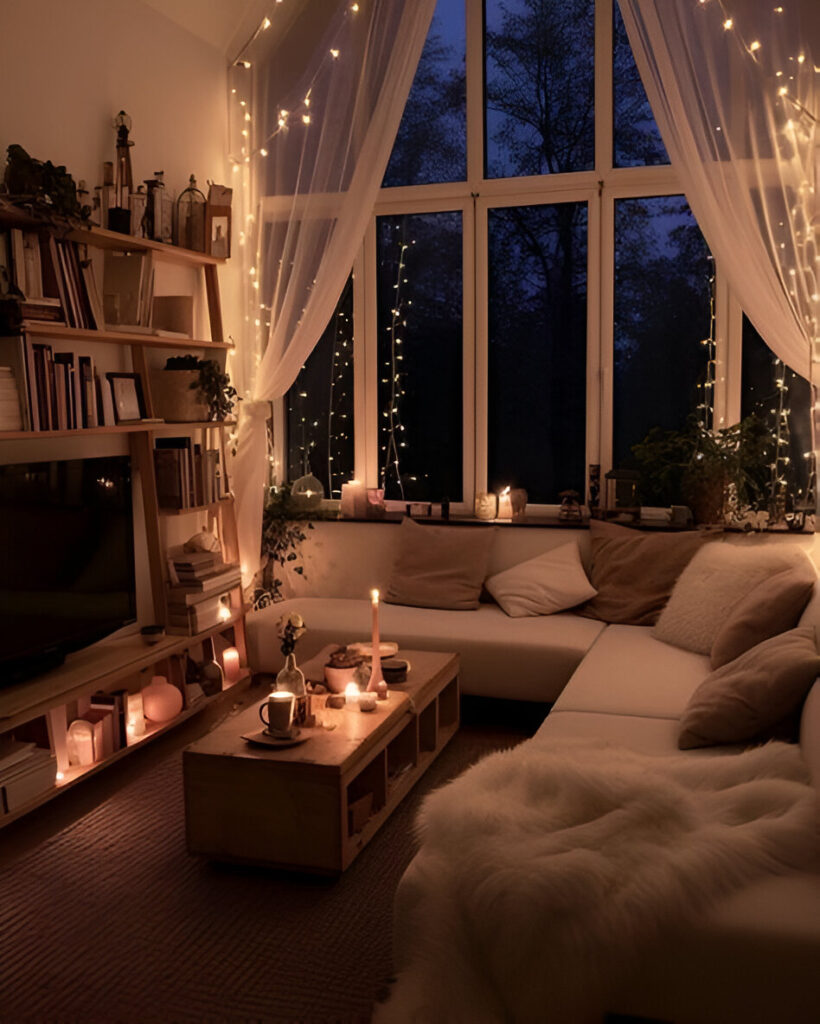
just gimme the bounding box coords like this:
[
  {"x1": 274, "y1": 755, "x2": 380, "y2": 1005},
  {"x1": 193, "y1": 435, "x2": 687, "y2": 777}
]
[
  {"x1": 653, "y1": 542, "x2": 807, "y2": 656},
  {"x1": 678, "y1": 627, "x2": 820, "y2": 749},
  {"x1": 710, "y1": 565, "x2": 815, "y2": 668},
  {"x1": 246, "y1": 597, "x2": 607, "y2": 702},
  {"x1": 484, "y1": 541, "x2": 596, "y2": 617},
  {"x1": 384, "y1": 518, "x2": 495, "y2": 610},
  {"x1": 579, "y1": 520, "x2": 710, "y2": 626},
  {"x1": 552, "y1": 623, "x2": 711, "y2": 719}
]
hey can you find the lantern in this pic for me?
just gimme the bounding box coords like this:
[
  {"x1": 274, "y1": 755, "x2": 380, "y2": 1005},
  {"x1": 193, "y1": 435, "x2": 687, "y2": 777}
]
[{"x1": 176, "y1": 174, "x2": 207, "y2": 251}]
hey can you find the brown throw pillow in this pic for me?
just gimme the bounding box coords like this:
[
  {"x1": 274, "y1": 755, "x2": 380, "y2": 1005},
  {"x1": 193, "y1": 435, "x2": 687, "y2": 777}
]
[
  {"x1": 679, "y1": 627, "x2": 820, "y2": 749},
  {"x1": 384, "y1": 517, "x2": 496, "y2": 610},
  {"x1": 579, "y1": 520, "x2": 713, "y2": 626},
  {"x1": 710, "y1": 565, "x2": 815, "y2": 669}
]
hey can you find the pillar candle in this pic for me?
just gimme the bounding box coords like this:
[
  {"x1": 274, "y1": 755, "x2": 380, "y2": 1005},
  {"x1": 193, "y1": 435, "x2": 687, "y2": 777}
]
[
  {"x1": 345, "y1": 682, "x2": 360, "y2": 706},
  {"x1": 497, "y1": 486, "x2": 513, "y2": 519},
  {"x1": 340, "y1": 480, "x2": 367, "y2": 518},
  {"x1": 367, "y1": 588, "x2": 385, "y2": 690},
  {"x1": 222, "y1": 647, "x2": 241, "y2": 684}
]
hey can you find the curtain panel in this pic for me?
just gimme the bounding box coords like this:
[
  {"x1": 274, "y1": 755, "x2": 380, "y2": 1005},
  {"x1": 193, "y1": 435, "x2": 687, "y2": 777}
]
[
  {"x1": 618, "y1": 0, "x2": 818, "y2": 383},
  {"x1": 229, "y1": 0, "x2": 436, "y2": 588}
]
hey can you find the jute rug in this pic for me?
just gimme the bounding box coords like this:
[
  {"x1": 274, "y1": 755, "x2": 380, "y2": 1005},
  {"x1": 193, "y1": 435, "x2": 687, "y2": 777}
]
[{"x1": 0, "y1": 714, "x2": 528, "y2": 1024}]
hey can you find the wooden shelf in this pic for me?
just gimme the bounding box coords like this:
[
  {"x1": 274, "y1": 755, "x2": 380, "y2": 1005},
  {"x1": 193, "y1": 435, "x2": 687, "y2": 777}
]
[
  {"x1": 0, "y1": 419, "x2": 236, "y2": 441},
  {"x1": 18, "y1": 321, "x2": 233, "y2": 350},
  {"x1": 66, "y1": 223, "x2": 227, "y2": 266}
]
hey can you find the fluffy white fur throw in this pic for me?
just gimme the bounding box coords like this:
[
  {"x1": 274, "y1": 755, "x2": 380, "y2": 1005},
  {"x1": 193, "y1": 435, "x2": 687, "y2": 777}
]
[{"x1": 374, "y1": 739, "x2": 817, "y2": 1024}]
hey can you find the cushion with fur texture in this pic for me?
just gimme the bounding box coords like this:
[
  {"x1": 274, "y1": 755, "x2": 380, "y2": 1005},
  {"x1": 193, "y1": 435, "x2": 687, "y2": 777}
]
[
  {"x1": 678, "y1": 627, "x2": 820, "y2": 749},
  {"x1": 579, "y1": 520, "x2": 711, "y2": 627},
  {"x1": 485, "y1": 541, "x2": 596, "y2": 617},
  {"x1": 654, "y1": 543, "x2": 807, "y2": 656},
  {"x1": 710, "y1": 565, "x2": 815, "y2": 668},
  {"x1": 384, "y1": 517, "x2": 496, "y2": 610}
]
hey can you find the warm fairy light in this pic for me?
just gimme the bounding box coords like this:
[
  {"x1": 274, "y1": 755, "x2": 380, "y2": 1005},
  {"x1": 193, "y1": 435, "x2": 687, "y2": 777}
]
[
  {"x1": 351, "y1": 2, "x2": 359, "y2": 10},
  {"x1": 302, "y1": 114, "x2": 311, "y2": 124},
  {"x1": 749, "y1": 40, "x2": 761, "y2": 53},
  {"x1": 330, "y1": 48, "x2": 340, "y2": 58},
  {"x1": 262, "y1": 16, "x2": 271, "y2": 29},
  {"x1": 723, "y1": 18, "x2": 733, "y2": 30},
  {"x1": 260, "y1": 148, "x2": 268, "y2": 157}
]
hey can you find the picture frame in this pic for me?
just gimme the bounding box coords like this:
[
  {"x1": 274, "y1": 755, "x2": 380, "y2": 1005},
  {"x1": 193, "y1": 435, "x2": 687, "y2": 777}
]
[{"x1": 106, "y1": 371, "x2": 146, "y2": 423}]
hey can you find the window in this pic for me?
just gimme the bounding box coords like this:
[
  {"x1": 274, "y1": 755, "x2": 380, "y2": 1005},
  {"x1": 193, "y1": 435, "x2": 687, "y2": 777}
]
[
  {"x1": 488, "y1": 201, "x2": 588, "y2": 500},
  {"x1": 280, "y1": 0, "x2": 796, "y2": 522}
]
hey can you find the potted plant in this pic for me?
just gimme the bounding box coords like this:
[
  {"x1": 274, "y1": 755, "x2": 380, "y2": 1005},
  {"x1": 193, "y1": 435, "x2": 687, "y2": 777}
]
[
  {"x1": 152, "y1": 354, "x2": 236, "y2": 422},
  {"x1": 631, "y1": 413, "x2": 769, "y2": 525}
]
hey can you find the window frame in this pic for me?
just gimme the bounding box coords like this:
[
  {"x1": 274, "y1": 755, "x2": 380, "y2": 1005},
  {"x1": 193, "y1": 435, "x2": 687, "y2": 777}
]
[{"x1": 273, "y1": 0, "x2": 746, "y2": 513}]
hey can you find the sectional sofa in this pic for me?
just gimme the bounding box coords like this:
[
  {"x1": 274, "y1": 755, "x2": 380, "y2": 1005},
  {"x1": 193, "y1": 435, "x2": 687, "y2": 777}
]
[{"x1": 246, "y1": 515, "x2": 820, "y2": 1023}]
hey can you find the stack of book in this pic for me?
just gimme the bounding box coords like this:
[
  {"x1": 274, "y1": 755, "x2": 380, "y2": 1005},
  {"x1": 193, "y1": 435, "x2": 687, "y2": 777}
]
[
  {"x1": 0, "y1": 366, "x2": 23, "y2": 430},
  {"x1": 0, "y1": 335, "x2": 113, "y2": 431},
  {"x1": 154, "y1": 437, "x2": 225, "y2": 510},
  {"x1": 0, "y1": 740, "x2": 56, "y2": 815},
  {"x1": 166, "y1": 551, "x2": 241, "y2": 636},
  {"x1": 102, "y1": 249, "x2": 154, "y2": 330}
]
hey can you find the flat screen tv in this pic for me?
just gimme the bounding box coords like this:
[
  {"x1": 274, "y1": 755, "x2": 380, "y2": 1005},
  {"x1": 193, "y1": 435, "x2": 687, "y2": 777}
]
[{"x1": 0, "y1": 455, "x2": 137, "y2": 685}]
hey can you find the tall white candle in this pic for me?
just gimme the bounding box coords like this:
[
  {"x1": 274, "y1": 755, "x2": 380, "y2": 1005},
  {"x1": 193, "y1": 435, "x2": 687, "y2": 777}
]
[
  {"x1": 497, "y1": 486, "x2": 513, "y2": 520},
  {"x1": 367, "y1": 588, "x2": 385, "y2": 690},
  {"x1": 222, "y1": 647, "x2": 241, "y2": 684}
]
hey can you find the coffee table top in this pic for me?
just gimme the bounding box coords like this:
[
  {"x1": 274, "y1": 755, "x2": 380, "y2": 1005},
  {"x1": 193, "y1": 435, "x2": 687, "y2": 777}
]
[{"x1": 184, "y1": 649, "x2": 459, "y2": 775}]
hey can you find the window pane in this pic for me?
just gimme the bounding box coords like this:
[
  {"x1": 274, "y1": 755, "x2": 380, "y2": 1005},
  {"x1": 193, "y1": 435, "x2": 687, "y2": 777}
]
[
  {"x1": 382, "y1": 0, "x2": 466, "y2": 187},
  {"x1": 741, "y1": 316, "x2": 814, "y2": 523},
  {"x1": 286, "y1": 278, "x2": 354, "y2": 498},
  {"x1": 376, "y1": 212, "x2": 462, "y2": 502},
  {"x1": 488, "y1": 202, "x2": 587, "y2": 503},
  {"x1": 613, "y1": 4, "x2": 669, "y2": 167},
  {"x1": 485, "y1": 0, "x2": 594, "y2": 178},
  {"x1": 613, "y1": 197, "x2": 711, "y2": 469}
]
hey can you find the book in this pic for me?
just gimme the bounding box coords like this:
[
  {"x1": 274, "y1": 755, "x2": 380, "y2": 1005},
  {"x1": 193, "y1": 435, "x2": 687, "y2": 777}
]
[
  {"x1": 155, "y1": 436, "x2": 194, "y2": 506},
  {"x1": 53, "y1": 352, "x2": 77, "y2": 429},
  {"x1": 82, "y1": 708, "x2": 114, "y2": 759},
  {"x1": 167, "y1": 568, "x2": 241, "y2": 603},
  {"x1": 0, "y1": 364, "x2": 24, "y2": 430},
  {"x1": 154, "y1": 448, "x2": 186, "y2": 510},
  {"x1": 78, "y1": 355, "x2": 98, "y2": 427},
  {"x1": 89, "y1": 693, "x2": 124, "y2": 752},
  {"x1": 103, "y1": 250, "x2": 152, "y2": 327},
  {"x1": 0, "y1": 747, "x2": 56, "y2": 814},
  {"x1": 166, "y1": 592, "x2": 231, "y2": 635}
]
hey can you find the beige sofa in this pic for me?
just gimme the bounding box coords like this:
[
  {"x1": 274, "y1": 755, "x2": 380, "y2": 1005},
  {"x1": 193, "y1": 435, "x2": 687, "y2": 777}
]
[{"x1": 247, "y1": 517, "x2": 820, "y2": 1023}]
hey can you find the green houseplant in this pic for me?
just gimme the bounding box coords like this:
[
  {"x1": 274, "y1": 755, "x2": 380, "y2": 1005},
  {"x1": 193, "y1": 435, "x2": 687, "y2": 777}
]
[
  {"x1": 631, "y1": 413, "x2": 769, "y2": 525},
  {"x1": 153, "y1": 354, "x2": 236, "y2": 422}
]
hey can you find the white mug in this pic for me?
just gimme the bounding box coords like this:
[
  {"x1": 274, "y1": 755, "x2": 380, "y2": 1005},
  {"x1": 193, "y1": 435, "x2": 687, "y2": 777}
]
[{"x1": 259, "y1": 691, "x2": 295, "y2": 737}]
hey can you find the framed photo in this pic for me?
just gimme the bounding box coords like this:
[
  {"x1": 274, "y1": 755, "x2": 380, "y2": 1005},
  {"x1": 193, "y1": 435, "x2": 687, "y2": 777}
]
[{"x1": 106, "y1": 372, "x2": 146, "y2": 423}]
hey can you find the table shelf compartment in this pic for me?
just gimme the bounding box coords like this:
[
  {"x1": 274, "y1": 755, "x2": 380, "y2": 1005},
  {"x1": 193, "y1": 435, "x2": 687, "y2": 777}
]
[
  {"x1": 418, "y1": 701, "x2": 438, "y2": 753},
  {"x1": 346, "y1": 750, "x2": 386, "y2": 837},
  {"x1": 438, "y1": 676, "x2": 460, "y2": 733},
  {"x1": 387, "y1": 719, "x2": 418, "y2": 786}
]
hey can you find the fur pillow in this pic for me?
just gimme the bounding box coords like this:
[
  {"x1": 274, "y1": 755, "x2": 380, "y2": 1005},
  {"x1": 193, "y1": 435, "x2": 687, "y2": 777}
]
[
  {"x1": 710, "y1": 565, "x2": 815, "y2": 668},
  {"x1": 384, "y1": 517, "x2": 496, "y2": 610},
  {"x1": 654, "y1": 543, "x2": 808, "y2": 656},
  {"x1": 678, "y1": 627, "x2": 820, "y2": 749},
  {"x1": 579, "y1": 520, "x2": 711, "y2": 626},
  {"x1": 485, "y1": 542, "x2": 596, "y2": 617}
]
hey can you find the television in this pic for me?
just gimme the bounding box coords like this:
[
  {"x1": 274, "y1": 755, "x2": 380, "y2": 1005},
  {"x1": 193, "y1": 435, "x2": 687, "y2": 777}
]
[{"x1": 0, "y1": 455, "x2": 137, "y2": 685}]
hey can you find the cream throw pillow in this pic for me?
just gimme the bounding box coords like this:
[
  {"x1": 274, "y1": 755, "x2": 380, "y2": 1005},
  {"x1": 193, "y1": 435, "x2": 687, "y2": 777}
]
[
  {"x1": 678, "y1": 627, "x2": 820, "y2": 749},
  {"x1": 485, "y1": 542, "x2": 597, "y2": 617},
  {"x1": 653, "y1": 543, "x2": 806, "y2": 656},
  {"x1": 384, "y1": 517, "x2": 496, "y2": 610}
]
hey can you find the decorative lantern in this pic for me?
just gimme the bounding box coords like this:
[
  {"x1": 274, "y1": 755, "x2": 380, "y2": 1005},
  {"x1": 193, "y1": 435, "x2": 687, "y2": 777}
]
[
  {"x1": 291, "y1": 473, "x2": 324, "y2": 510},
  {"x1": 176, "y1": 174, "x2": 207, "y2": 251},
  {"x1": 475, "y1": 492, "x2": 497, "y2": 520},
  {"x1": 558, "y1": 490, "x2": 582, "y2": 521},
  {"x1": 109, "y1": 110, "x2": 134, "y2": 234},
  {"x1": 604, "y1": 469, "x2": 640, "y2": 521}
]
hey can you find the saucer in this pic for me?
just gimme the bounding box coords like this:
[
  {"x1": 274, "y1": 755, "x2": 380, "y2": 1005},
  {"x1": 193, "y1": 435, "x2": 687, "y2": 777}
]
[{"x1": 241, "y1": 728, "x2": 308, "y2": 749}]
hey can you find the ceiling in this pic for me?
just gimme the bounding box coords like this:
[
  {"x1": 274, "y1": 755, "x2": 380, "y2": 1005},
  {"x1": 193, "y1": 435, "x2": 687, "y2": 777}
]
[{"x1": 139, "y1": 0, "x2": 261, "y2": 57}]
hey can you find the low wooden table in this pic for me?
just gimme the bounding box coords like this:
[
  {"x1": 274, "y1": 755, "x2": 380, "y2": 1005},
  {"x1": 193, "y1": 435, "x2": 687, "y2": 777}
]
[{"x1": 183, "y1": 650, "x2": 460, "y2": 873}]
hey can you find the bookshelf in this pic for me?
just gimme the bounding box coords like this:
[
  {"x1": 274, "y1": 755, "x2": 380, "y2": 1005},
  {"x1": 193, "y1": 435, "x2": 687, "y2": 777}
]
[{"x1": 0, "y1": 212, "x2": 248, "y2": 826}]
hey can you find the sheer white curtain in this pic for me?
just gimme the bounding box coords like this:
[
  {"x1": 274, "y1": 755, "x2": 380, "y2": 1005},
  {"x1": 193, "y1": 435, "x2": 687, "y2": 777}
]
[
  {"x1": 229, "y1": 0, "x2": 435, "y2": 587},
  {"x1": 618, "y1": 0, "x2": 818, "y2": 382}
]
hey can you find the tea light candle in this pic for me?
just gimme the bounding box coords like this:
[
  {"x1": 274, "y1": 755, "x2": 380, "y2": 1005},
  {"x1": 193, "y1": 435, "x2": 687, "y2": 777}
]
[
  {"x1": 222, "y1": 647, "x2": 241, "y2": 684},
  {"x1": 345, "y1": 682, "x2": 360, "y2": 706},
  {"x1": 497, "y1": 486, "x2": 513, "y2": 519},
  {"x1": 359, "y1": 692, "x2": 377, "y2": 712}
]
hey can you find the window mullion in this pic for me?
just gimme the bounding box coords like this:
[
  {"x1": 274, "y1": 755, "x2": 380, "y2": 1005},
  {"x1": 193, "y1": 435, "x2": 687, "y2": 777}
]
[
  {"x1": 466, "y1": 0, "x2": 484, "y2": 188},
  {"x1": 360, "y1": 218, "x2": 379, "y2": 489},
  {"x1": 595, "y1": 0, "x2": 614, "y2": 175}
]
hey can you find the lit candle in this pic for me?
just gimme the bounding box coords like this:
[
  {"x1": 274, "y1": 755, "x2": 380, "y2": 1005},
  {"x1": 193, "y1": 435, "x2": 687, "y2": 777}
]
[
  {"x1": 222, "y1": 647, "x2": 241, "y2": 684},
  {"x1": 345, "y1": 681, "x2": 360, "y2": 706},
  {"x1": 126, "y1": 692, "x2": 146, "y2": 738},
  {"x1": 367, "y1": 588, "x2": 385, "y2": 691},
  {"x1": 497, "y1": 486, "x2": 513, "y2": 520},
  {"x1": 359, "y1": 692, "x2": 377, "y2": 712},
  {"x1": 340, "y1": 479, "x2": 367, "y2": 518}
]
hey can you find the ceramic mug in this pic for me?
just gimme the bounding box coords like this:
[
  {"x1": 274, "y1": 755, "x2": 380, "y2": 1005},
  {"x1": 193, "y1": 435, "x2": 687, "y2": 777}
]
[{"x1": 259, "y1": 691, "x2": 295, "y2": 737}]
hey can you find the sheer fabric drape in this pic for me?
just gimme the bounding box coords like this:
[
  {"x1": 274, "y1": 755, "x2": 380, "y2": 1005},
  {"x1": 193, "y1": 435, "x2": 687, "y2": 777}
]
[
  {"x1": 618, "y1": 0, "x2": 818, "y2": 382},
  {"x1": 230, "y1": 1, "x2": 435, "y2": 587}
]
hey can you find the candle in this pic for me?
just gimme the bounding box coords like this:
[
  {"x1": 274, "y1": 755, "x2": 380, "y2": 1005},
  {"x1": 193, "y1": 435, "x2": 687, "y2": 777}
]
[
  {"x1": 126, "y1": 692, "x2": 146, "y2": 738},
  {"x1": 359, "y1": 692, "x2": 377, "y2": 712},
  {"x1": 377, "y1": 680, "x2": 388, "y2": 701},
  {"x1": 367, "y1": 589, "x2": 385, "y2": 691},
  {"x1": 340, "y1": 479, "x2": 367, "y2": 518},
  {"x1": 222, "y1": 646, "x2": 241, "y2": 684},
  {"x1": 345, "y1": 682, "x2": 360, "y2": 706},
  {"x1": 497, "y1": 486, "x2": 513, "y2": 519}
]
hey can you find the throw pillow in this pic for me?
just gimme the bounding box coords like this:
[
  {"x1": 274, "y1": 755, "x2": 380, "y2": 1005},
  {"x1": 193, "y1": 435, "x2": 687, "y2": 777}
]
[
  {"x1": 579, "y1": 520, "x2": 711, "y2": 626},
  {"x1": 384, "y1": 517, "x2": 496, "y2": 610},
  {"x1": 678, "y1": 626, "x2": 820, "y2": 749},
  {"x1": 710, "y1": 564, "x2": 816, "y2": 669},
  {"x1": 485, "y1": 541, "x2": 597, "y2": 617},
  {"x1": 653, "y1": 543, "x2": 808, "y2": 656}
]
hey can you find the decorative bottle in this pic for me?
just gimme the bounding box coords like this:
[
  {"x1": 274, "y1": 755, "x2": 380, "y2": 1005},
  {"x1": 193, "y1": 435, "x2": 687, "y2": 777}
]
[{"x1": 276, "y1": 653, "x2": 307, "y2": 724}]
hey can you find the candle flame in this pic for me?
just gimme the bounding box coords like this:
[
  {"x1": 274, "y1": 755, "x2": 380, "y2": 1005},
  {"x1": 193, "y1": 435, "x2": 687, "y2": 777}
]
[
  {"x1": 501, "y1": 486, "x2": 511, "y2": 496},
  {"x1": 371, "y1": 588, "x2": 380, "y2": 604}
]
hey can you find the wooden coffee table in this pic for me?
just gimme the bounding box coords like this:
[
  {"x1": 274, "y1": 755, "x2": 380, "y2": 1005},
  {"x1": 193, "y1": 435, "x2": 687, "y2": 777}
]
[{"x1": 183, "y1": 650, "x2": 459, "y2": 873}]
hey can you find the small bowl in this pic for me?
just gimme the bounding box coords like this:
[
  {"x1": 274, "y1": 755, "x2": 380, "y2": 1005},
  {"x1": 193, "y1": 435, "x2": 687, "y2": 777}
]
[
  {"x1": 382, "y1": 658, "x2": 409, "y2": 683},
  {"x1": 140, "y1": 625, "x2": 164, "y2": 646}
]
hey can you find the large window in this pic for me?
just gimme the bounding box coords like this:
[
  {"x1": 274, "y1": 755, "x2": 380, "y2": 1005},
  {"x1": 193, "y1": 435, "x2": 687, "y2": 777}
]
[{"x1": 280, "y1": 0, "x2": 795, "y2": 520}]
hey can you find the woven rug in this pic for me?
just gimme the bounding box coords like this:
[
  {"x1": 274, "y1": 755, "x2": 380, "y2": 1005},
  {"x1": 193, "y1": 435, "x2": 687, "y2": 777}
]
[{"x1": 0, "y1": 720, "x2": 526, "y2": 1024}]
